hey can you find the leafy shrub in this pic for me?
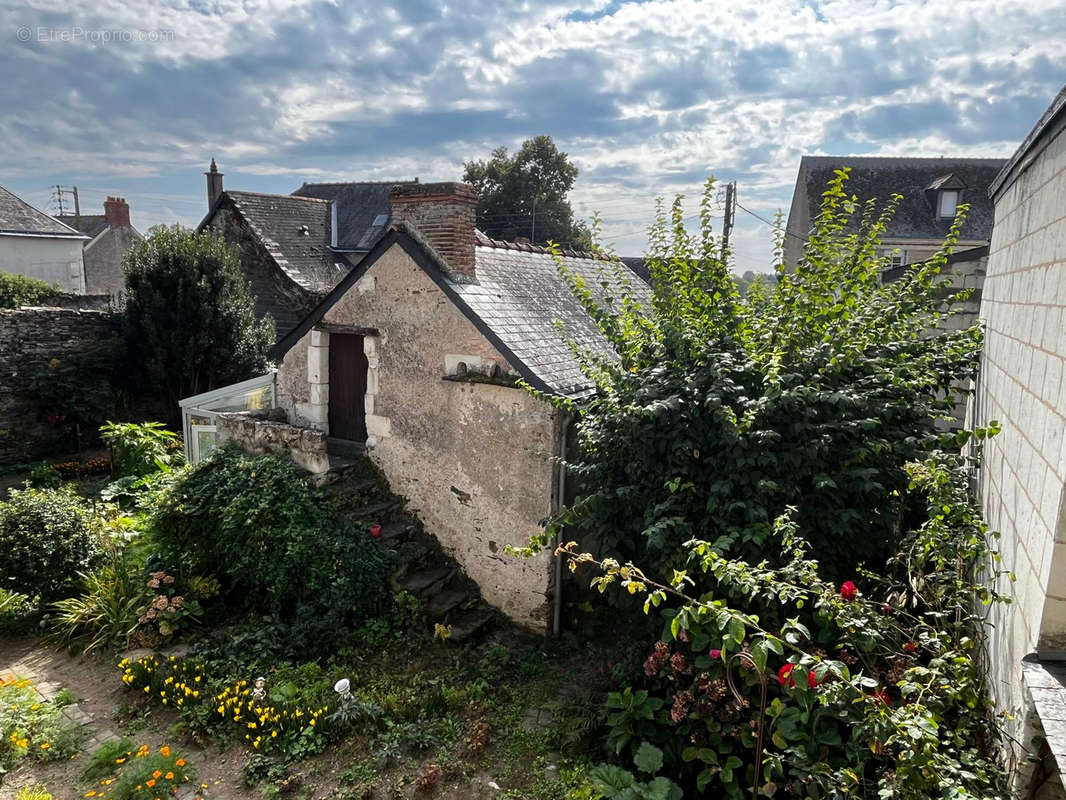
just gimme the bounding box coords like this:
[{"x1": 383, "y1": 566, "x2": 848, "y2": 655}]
[
  {"x1": 100, "y1": 421, "x2": 183, "y2": 478},
  {"x1": 28, "y1": 462, "x2": 62, "y2": 488},
  {"x1": 565, "y1": 451, "x2": 1007, "y2": 798},
  {"x1": 151, "y1": 447, "x2": 390, "y2": 656},
  {"x1": 82, "y1": 742, "x2": 196, "y2": 800},
  {"x1": 0, "y1": 486, "x2": 98, "y2": 603},
  {"x1": 0, "y1": 271, "x2": 61, "y2": 308},
  {"x1": 0, "y1": 675, "x2": 83, "y2": 773},
  {"x1": 535, "y1": 172, "x2": 980, "y2": 580}
]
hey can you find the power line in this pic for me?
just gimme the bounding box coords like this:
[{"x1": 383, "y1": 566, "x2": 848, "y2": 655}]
[{"x1": 735, "y1": 201, "x2": 807, "y2": 242}]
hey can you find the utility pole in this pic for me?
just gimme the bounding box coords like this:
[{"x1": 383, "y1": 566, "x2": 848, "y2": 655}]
[
  {"x1": 51, "y1": 185, "x2": 80, "y2": 219},
  {"x1": 721, "y1": 181, "x2": 736, "y2": 260}
]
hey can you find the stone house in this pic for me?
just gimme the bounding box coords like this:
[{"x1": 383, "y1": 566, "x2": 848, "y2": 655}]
[
  {"x1": 0, "y1": 183, "x2": 87, "y2": 292},
  {"x1": 966, "y1": 85, "x2": 1066, "y2": 797},
  {"x1": 783, "y1": 156, "x2": 1006, "y2": 270},
  {"x1": 196, "y1": 160, "x2": 418, "y2": 341},
  {"x1": 57, "y1": 196, "x2": 142, "y2": 298},
  {"x1": 214, "y1": 182, "x2": 650, "y2": 631}
]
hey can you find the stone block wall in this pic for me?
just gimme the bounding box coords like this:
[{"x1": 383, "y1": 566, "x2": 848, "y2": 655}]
[
  {"x1": 215, "y1": 409, "x2": 330, "y2": 474},
  {"x1": 0, "y1": 307, "x2": 119, "y2": 463},
  {"x1": 973, "y1": 121, "x2": 1066, "y2": 742}
]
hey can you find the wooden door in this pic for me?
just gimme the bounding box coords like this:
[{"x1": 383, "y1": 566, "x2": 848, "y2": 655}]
[{"x1": 328, "y1": 333, "x2": 368, "y2": 441}]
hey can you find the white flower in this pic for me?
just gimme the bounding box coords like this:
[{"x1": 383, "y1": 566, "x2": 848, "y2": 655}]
[{"x1": 334, "y1": 678, "x2": 350, "y2": 695}]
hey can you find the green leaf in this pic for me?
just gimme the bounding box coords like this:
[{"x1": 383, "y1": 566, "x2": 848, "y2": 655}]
[{"x1": 634, "y1": 741, "x2": 664, "y2": 775}]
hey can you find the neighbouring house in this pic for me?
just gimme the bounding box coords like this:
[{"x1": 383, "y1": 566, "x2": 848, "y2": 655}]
[
  {"x1": 57, "y1": 196, "x2": 142, "y2": 299},
  {"x1": 0, "y1": 183, "x2": 87, "y2": 293},
  {"x1": 191, "y1": 181, "x2": 651, "y2": 630},
  {"x1": 783, "y1": 156, "x2": 1007, "y2": 270},
  {"x1": 967, "y1": 85, "x2": 1066, "y2": 798},
  {"x1": 196, "y1": 159, "x2": 418, "y2": 341}
]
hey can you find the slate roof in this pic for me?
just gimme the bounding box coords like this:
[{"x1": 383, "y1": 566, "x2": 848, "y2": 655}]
[
  {"x1": 0, "y1": 185, "x2": 86, "y2": 238},
  {"x1": 447, "y1": 232, "x2": 653, "y2": 396},
  {"x1": 292, "y1": 181, "x2": 418, "y2": 252},
  {"x1": 55, "y1": 214, "x2": 109, "y2": 239},
  {"x1": 223, "y1": 191, "x2": 349, "y2": 292},
  {"x1": 798, "y1": 156, "x2": 1007, "y2": 242}
]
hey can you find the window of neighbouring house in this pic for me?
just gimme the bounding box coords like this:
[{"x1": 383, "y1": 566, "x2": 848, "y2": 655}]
[
  {"x1": 879, "y1": 248, "x2": 907, "y2": 268},
  {"x1": 938, "y1": 190, "x2": 959, "y2": 219}
]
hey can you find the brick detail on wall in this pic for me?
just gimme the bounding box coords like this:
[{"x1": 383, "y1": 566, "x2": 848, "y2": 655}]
[
  {"x1": 389, "y1": 182, "x2": 478, "y2": 279},
  {"x1": 0, "y1": 307, "x2": 120, "y2": 463}
]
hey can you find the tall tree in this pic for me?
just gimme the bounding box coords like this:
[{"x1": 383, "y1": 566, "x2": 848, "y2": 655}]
[
  {"x1": 123, "y1": 226, "x2": 274, "y2": 419},
  {"x1": 463, "y1": 135, "x2": 592, "y2": 248}
]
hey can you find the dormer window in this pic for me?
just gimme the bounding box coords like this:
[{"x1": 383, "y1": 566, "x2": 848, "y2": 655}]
[
  {"x1": 925, "y1": 173, "x2": 966, "y2": 221},
  {"x1": 938, "y1": 190, "x2": 959, "y2": 219}
]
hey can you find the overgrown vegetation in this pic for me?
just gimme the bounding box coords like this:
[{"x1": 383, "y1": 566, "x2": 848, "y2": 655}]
[
  {"x1": 528, "y1": 172, "x2": 1006, "y2": 798},
  {"x1": 151, "y1": 446, "x2": 390, "y2": 658},
  {"x1": 122, "y1": 225, "x2": 274, "y2": 419}
]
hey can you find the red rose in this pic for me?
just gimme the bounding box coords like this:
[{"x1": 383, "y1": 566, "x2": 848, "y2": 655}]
[
  {"x1": 873, "y1": 690, "x2": 891, "y2": 706},
  {"x1": 902, "y1": 642, "x2": 916, "y2": 653},
  {"x1": 807, "y1": 670, "x2": 819, "y2": 689},
  {"x1": 778, "y1": 664, "x2": 796, "y2": 688},
  {"x1": 840, "y1": 581, "x2": 858, "y2": 601},
  {"x1": 709, "y1": 649, "x2": 722, "y2": 660}
]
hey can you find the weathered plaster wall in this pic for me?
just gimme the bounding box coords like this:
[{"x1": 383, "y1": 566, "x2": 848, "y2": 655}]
[
  {"x1": 0, "y1": 307, "x2": 119, "y2": 463},
  {"x1": 0, "y1": 235, "x2": 85, "y2": 293},
  {"x1": 84, "y1": 226, "x2": 139, "y2": 298},
  {"x1": 216, "y1": 409, "x2": 330, "y2": 475},
  {"x1": 277, "y1": 245, "x2": 557, "y2": 629},
  {"x1": 974, "y1": 123, "x2": 1066, "y2": 741}
]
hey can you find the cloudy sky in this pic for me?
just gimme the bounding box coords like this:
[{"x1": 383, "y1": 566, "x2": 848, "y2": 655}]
[{"x1": 1, "y1": 0, "x2": 1063, "y2": 271}]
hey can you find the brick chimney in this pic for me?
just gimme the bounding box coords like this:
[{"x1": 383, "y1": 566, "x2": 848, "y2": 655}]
[
  {"x1": 389, "y1": 182, "x2": 478, "y2": 279},
  {"x1": 205, "y1": 158, "x2": 224, "y2": 208},
  {"x1": 103, "y1": 196, "x2": 131, "y2": 228}
]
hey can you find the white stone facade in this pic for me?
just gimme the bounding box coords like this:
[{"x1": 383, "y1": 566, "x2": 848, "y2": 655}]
[{"x1": 973, "y1": 107, "x2": 1066, "y2": 766}]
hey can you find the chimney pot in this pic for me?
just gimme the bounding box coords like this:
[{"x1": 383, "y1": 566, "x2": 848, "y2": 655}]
[
  {"x1": 103, "y1": 196, "x2": 131, "y2": 228},
  {"x1": 389, "y1": 182, "x2": 478, "y2": 279},
  {"x1": 205, "y1": 158, "x2": 224, "y2": 209}
]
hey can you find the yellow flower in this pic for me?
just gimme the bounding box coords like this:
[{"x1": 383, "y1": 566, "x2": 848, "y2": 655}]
[
  {"x1": 165, "y1": 772, "x2": 174, "y2": 780},
  {"x1": 146, "y1": 779, "x2": 156, "y2": 788},
  {"x1": 160, "y1": 746, "x2": 170, "y2": 757},
  {"x1": 40, "y1": 742, "x2": 51, "y2": 749}
]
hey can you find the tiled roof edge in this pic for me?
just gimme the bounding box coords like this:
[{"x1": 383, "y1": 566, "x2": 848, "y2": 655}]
[{"x1": 474, "y1": 229, "x2": 615, "y2": 261}]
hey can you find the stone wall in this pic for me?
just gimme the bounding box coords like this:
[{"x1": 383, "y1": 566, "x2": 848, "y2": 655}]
[
  {"x1": 973, "y1": 117, "x2": 1066, "y2": 752},
  {"x1": 215, "y1": 409, "x2": 330, "y2": 474},
  {"x1": 0, "y1": 307, "x2": 119, "y2": 463},
  {"x1": 205, "y1": 204, "x2": 318, "y2": 341},
  {"x1": 276, "y1": 244, "x2": 557, "y2": 630}
]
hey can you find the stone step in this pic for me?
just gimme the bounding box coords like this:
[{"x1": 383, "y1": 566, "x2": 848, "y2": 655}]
[
  {"x1": 345, "y1": 499, "x2": 402, "y2": 520},
  {"x1": 448, "y1": 609, "x2": 495, "y2": 642},
  {"x1": 326, "y1": 437, "x2": 366, "y2": 459},
  {"x1": 427, "y1": 588, "x2": 471, "y2": 618},
  {"x1": 397, "y1": 566, "x2": 455, "y2": 597},
  {"x1": 378, "y1": 521, "x2": 414, "y2": 542}
]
